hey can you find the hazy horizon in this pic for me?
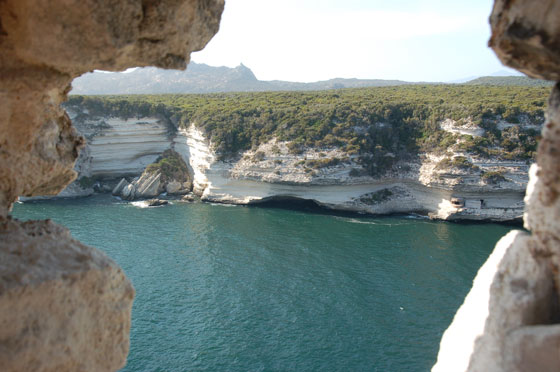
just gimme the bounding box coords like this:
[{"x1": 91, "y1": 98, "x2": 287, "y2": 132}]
[
  {"x1": 190, "y1": 0, "x2": 518, "y2": 83},
  {"x1": 96, "y1": 61, "x2": 522, "y2": 86}
]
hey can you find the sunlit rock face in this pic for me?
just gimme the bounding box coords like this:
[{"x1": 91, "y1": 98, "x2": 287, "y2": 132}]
[
  {"x1": 0, "y1": 218, "x2": 135, "y2": 372},
  {"x1": 435, "y1": 1, "x2": 560, "y2": 371},
  {"x1": 66, "y1": 105, "x2": 174, "y2": 178},
  {"x1": 489, "y1": 0, "x2": 560, "y2": 81},
  {"x1": 0, "y1": 0, "x2": 224, "y2": 370},
  {"x1": 170, "y1": 125, "x2": 526, "y2": 221}
]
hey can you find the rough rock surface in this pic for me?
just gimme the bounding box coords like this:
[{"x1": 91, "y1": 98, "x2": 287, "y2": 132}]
[
  {"x1": 504, "y1": 324, "x2": 560, "y2": 372},
  {"x1": 166, "y1": 180, "x2": 182, "y2": 194},
  {"x1": 435, "y1": 3, "x2": 560, "y2": 370},
  {"x1": 433, "y1": 230, "x2": 557, "y2": 371},
  {"x1": 0, "y1": 0, "x2": 223, "y2": 370},
  {"x1": 171, "y1": 125, "x2": 527, "y2": 221},
  {"x1": 135, "y1": 172, "x2": 162, "y2": 198},
  {"x1": 0, "y1": 218, "x2": 135, "y2": 371},
  {"x1": 0, "y1": 0, "x2": 223, "y2": 217},
  {"x1": 489, "y1": 0, "x2": 560, "y2": 81},
  {"x1": 112, "y1": 178, "x2": 130, "y2": 196}
]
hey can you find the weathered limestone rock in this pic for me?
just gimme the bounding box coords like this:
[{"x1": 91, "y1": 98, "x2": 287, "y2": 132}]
[
  {"x1": 0, "y1": 0, "x2": 224, "y2": 217},
  {"x1": 433, "y1": 230, "x2": 556, "y2": 372},
  {"x1": 121, "y1": 183, "x2": 137, "y2": 201},
  {"x1": 166, "y1": 180, "x2": 182, "y2": 194},
  {"x1": 182, "y1": 193, "x2": 196, "y2": 202},
  {"x1": 0, "y1": 218, "x2": 135, "y2": 371},
  {"x1": 135, "y1": 172, "x2": 162, "y2": 198},
  {"x1": 436, "y1": 3, "x2": 560, "y2": 370},
  {"x1": 1, "y1": 0, "x2": 224, "y2": 74},
  {"x1": 525, "y1": 86, "x2": 560, "y2": 244},
  {"x1": 504, "y1": 325, "x2": 560, "y2": 372},
  {"x1": 146, "y1": 199, "x2": 169, "y2": 207},
  {"x1": 489, "y1": 0, "x2": 560, "y2": 81},
  {"x1": 112, "y1": 178, "x2": 130, "y2": 196},
  {"x1": 0, "y1": 0, "x2": 224, "y2": 370}
]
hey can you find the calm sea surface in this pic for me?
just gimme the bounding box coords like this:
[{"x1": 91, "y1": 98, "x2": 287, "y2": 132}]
[{"x1": 12, "y1": 194, "x2": 512, "y2": 372}]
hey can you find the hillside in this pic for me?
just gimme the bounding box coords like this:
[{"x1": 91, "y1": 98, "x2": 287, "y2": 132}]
[
  {"x1": 68, "y1": 84, "x2": 547, "y2": 167},
  {"x1": 70, "y1": 63, "x2": 413, "y2": 95},
  {"x1": 62, "y1": 84, "x2": 549, "y2": 221},
  {"x1": 464, "y1": 76, "x2": 554, "y2": 87}
]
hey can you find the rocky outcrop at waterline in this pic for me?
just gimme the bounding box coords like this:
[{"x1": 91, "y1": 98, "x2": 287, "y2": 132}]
[
  {"x1": 56, "y1": 100, "x2": 539, "y2": 222},
  {"x1": 112, "y1": 150, "x2": 193, "y2": 200}
]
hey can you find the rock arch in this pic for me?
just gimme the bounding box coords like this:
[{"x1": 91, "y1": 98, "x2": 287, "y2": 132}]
[
  {"x1": 0, "y1": 0, "x2": 223, "y2": 370},
  {"x1": 1, "y1": 0, "x2": 559, "y2": 371}
]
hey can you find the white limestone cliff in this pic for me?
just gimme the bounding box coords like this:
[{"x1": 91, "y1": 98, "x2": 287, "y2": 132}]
[
  {"x1": 66, "y1": 107, "x2": 173, "y2": 178},
  {"x1": 58, "y1": 104, "x2": 535, "y2": 221},
  {"x1": 172, "y1": 123, "x2": 529, "y2": 221}
]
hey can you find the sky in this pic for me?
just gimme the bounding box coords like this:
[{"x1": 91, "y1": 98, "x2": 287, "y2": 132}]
[{"x1": 191, "y1": 0, "x2": 520, "y2": 83}]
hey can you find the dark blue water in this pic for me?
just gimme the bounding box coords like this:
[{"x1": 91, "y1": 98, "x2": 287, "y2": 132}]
[{"x1": 12, "y1": 195, "x2": 511, "y2": 371}]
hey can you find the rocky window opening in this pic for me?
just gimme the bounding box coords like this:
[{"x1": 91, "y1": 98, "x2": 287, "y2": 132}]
[{"x1": 1, "y1": 0, "x2": 560, "y2": 371}]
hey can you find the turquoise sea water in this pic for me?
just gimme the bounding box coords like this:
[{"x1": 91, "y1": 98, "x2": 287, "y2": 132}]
[{"x1": 12, "y1": 195, "x2": 512, "y2": 372}]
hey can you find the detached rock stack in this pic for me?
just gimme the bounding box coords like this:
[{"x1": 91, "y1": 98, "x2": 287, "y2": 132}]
[
  {"x1": 113, "y1": 149, "x2": 193, "y2": 200},
  {"x1": 0, "y1": 0, "x2": 223, "y2": 371}
]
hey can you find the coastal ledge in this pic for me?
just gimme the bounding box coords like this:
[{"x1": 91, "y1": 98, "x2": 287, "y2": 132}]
[{"x1": 51, "y1": 106, "x2": 532, "y2": 222}]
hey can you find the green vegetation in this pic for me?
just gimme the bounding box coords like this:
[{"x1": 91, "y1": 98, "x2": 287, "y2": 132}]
[
  {"x1": 481, "y1": 170, "x2": 507, "y2": 184},
  {"x1": 436, "y1": 156, "x2": 479, "y2": 172},
  {"x1": 252, "y1": 151, "x2": 265, "y2": 162},
  {"x1": 464, "y1": 76, "x2": 554, "y2": 87},
  {"x1": 357, "y1": 189, "x2": 394, "y2": 205},
  {"x1": 67, "y1": 84, "x2": 548, "y2": 175},
  {"x1": 146, "y1": 149, "x2": 189, "y2": 182},
  {"x1": 305, "y1": 157, "x2": 348, "y2": 169}
]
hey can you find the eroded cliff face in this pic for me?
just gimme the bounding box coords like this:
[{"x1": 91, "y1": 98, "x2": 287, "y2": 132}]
[
  {"x1": 164, "y1": 121, "x2": 530, "y2": 221},
  {"x1": 66, "y1": 105, "x2": 175, "y2": 178},
  {"x1": 0, "y1": 0, "x2": 224, "y2": 371},
  {"x1": 64, "y1": 108, "x2": 533, "y2": 221}
]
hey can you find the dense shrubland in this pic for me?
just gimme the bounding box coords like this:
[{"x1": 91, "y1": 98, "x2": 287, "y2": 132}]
[
  {"x1": 145, "y1": 150, "x2": 189, "y2": 183},
  {"x1": 67, "y1": 84, "x2": 547, "y2": 175}
]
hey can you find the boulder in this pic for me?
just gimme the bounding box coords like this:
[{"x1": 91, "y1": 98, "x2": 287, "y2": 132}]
[
  {"x1": 146, "y1": 199, "x2": 169, "y2": 207},
  {"x1": 112, "y1": 178, "x2": 129, "y2": 196},
  {"x1": 166, "y1": 180, "x2": 182, "y2": 194},
  {"x1": 0, "y1": 218, "x2": 134, "y2": 372},
  {"x1": 181, "y1": 194, "x2": 195, "y2": 202},
  {"x1": 134, "y1": 172, "x2": 162, "y2": 198},
  {"x1": 121, "y1": 184, "x2": 136, "y2": 201}
]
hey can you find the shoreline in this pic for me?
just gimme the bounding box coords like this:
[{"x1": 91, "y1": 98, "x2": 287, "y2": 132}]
[{"x1": 17, "y1": 191, "x2": 523, "y2": 226}]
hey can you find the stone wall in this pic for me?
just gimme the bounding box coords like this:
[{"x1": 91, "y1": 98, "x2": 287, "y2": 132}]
[
  {"x1": 434, "y1": 1, "x2": 560, "y2": 371},
  {"x1": 0, "y1": 0, "x2": 223, "y2": 371}
]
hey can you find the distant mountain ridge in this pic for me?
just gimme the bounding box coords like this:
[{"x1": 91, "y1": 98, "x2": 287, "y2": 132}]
[
  {"x1": 70, "y1": 62, "x2": 552, "y2": 95},
  {"x1": 70, "y1": 62, "x2": 413, "y2": 94}
]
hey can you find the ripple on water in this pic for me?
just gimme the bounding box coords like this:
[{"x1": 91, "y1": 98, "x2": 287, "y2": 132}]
[{"x1": 11, "y1": 194, "x2": 511, "y2": 372}]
